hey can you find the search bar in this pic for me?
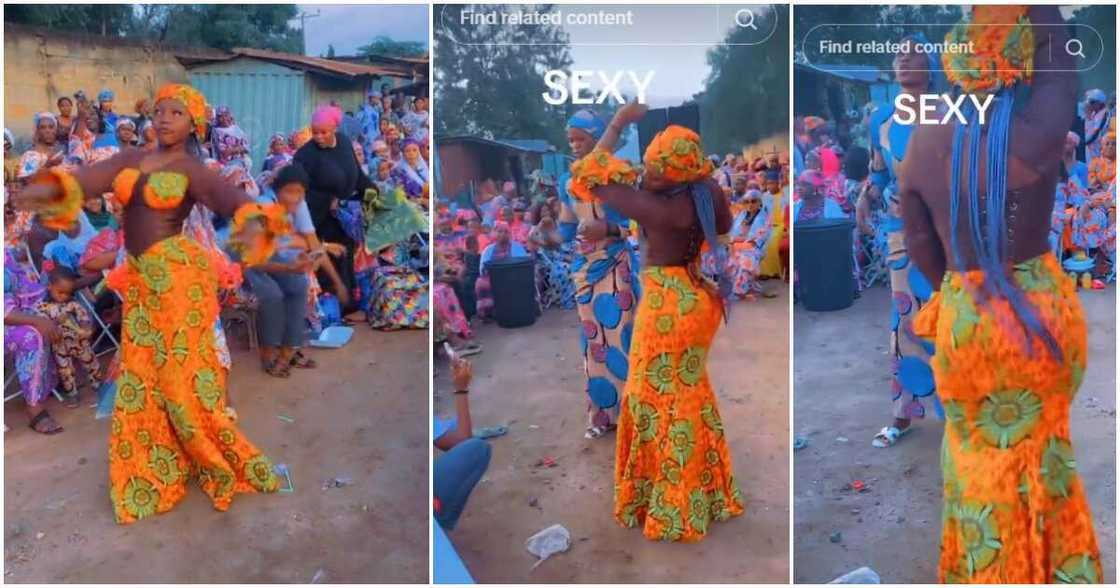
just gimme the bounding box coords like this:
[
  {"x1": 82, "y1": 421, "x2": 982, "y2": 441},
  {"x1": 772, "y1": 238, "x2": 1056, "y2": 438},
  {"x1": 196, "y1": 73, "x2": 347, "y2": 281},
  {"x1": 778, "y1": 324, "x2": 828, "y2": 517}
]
[
  {"x1": 438, "y1": 4, "x2": 780, "y2": 47},
  {"x1": 799, "y1": 23, "x2": 1104, "y2": 73}
]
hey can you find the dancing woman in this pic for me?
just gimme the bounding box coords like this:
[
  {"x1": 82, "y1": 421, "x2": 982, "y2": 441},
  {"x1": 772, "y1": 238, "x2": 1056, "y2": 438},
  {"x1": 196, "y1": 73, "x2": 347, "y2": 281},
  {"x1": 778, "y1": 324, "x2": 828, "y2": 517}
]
[
  {"x1": 15, "y1": 84, "x2": 285, "y2": 524},
  {"x1": 557, "y1": 107, "x2": 642, "y2": 439},
  {"x1": 569, "y1": 118, "x2": 741, "y2": 542},
  {"x1": 868, "y1": 33, "x2": 947, "y2": 448},
  {"x1": 899, "y1": 6, "x2": 1100, "y2": 582}
]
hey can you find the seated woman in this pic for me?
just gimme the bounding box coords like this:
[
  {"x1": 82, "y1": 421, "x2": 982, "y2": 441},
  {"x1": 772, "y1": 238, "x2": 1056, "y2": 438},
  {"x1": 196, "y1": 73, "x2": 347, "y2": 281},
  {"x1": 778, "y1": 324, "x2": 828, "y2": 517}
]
[
  {"x1": 241, "y1": 164, "x2": 316, "y2": 377},
  {"x1": 4, "y1": 245, "x2": 62, "y2": 434},
  {"x1": 475, "y1": 222, "x2": 527, "y2": 321},
  {"x1": 433, "y1": 250, "x2": 480, "y2": 357},
  {"x1": 527, "y1": 212, "x2": 576, "y2": 310}
]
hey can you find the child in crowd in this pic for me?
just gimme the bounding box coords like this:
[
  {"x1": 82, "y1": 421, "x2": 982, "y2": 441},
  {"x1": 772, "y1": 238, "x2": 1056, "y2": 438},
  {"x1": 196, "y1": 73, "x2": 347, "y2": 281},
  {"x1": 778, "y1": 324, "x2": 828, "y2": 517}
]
[{"x1": 35, "y1": 267, "x2": 101, "y2": 406}]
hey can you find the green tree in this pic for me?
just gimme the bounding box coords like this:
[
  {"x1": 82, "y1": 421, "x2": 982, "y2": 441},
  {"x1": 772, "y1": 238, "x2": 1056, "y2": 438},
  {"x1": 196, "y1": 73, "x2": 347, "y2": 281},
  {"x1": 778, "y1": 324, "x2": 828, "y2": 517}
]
[
  {"x1": 698, "y1": 6, "x2": 789, "y2": 154},
  {"x1": 434, "y1": 4, "x2": 573, "y2": 148},
  {"x1": 5, "y1": 5, "x2": 135, "y2": 36},
  {"x1": 356, "y1": 35, "x2": 428, "y2": 59},
  {"x1": 7, "y1": 5, "x2": 302, "y2": 52},
  {"x1": 1068, "y1": 5, "x2": 1116, "y2": 95}
]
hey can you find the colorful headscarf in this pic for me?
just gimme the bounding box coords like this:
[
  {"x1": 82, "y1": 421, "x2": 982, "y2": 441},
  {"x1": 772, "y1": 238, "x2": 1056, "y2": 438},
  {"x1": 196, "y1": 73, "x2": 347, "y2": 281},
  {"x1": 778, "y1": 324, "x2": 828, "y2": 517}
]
[
  {"x1": 115, "y1": 117, "x2": 136, "y2": 131},
  {"x1": 644, "y1": 125, "x2": 732, "y2": 308},
  {"x1": 642, "y1": 125, "x2": 714, "y2": 183},
  {"x1": 803, "y1": 116, "x2": 826, "y2": 131},
  {"x1": 155, "y1": 83, "x2": 209, "y2": 140},
  {"x1": 98, "y1": 89, "x2": 114, "y2": 103},
  {"x1": 311, "y1": 104, "x2": 343, "y2": 129},
  {"x1": 270, "y1": 133, "x2": 288, "y2": 147},
  {"x1": 4, "y1": 128, "x2": 13, "y2": 147},
  {"x1": 33, "y1": 112, "x2": 58, "y2": 128},
  {"x1": 1086, "y1": 89, "x2": 1107, "y2": 104},
  {"x1": 566, "y1": 110, "x2": 608, "y2": 141},
  {"x1": 216, "y1": 106, "x2": 232, "y2": 120}
]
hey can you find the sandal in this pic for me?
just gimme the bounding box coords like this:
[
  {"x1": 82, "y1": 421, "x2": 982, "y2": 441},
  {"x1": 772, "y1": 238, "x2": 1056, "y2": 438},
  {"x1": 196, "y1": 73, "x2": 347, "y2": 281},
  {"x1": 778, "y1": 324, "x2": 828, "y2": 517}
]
[
  {"x1": 289, "y1": 350, "x2": 318, "y2": 369},
  {"x1": 264, "y1": 358, "x2": 291, "y2": 378},
  {"x1": 872, "y1": 425, "x2": 911, "y2": 448},
  {"x1": 458, "y1": 342, "x2": 482, "y2": 357},
  {"x1": 29, "y1": 410, "x2": 63, "y2": 435}
]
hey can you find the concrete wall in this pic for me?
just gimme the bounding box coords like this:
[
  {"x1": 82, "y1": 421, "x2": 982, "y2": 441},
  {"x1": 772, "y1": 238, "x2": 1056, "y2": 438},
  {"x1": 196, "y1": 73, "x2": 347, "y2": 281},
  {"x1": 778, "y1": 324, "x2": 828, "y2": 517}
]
[{"x1": 4, "y1": 26, "x2": 189, "y2": 146}]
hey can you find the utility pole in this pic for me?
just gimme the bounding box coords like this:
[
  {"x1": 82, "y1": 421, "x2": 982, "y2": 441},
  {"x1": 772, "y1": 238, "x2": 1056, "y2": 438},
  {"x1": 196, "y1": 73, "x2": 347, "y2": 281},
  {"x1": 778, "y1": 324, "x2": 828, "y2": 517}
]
[{"x1": 296, "y1": 9, "x2": 320, "y2": 55}]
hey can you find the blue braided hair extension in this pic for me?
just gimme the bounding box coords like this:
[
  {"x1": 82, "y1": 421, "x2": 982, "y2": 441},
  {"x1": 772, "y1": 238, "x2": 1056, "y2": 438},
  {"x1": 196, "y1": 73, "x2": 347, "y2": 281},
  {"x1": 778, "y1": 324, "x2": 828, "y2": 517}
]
[
  {"x1": 690, "y1": 181, "x2": 732, "y2": 320},
  {"x1": 950, "y1": 89, "x2": 1061, "y2": 359}
]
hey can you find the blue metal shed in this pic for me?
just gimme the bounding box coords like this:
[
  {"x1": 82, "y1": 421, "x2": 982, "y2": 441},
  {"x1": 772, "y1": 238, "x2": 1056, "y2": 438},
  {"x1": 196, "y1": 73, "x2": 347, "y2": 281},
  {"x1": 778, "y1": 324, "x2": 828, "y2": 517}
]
[{"x1": 180, "y1": 48, "x2": 392, "y2": 172}]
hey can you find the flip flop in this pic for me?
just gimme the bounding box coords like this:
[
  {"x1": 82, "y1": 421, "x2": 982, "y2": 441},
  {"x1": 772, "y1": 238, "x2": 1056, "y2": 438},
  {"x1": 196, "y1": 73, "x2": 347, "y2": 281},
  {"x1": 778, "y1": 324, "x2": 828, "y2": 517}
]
[
  {"x1": 29, "y1": 410, "x2": 63, "y2": 435},
  {"x1": 871, "y1": 425, "x2": 911, "y2": 448},
  {"x1": 474, "y1": 425, "x2": 508, "y2": 440}
]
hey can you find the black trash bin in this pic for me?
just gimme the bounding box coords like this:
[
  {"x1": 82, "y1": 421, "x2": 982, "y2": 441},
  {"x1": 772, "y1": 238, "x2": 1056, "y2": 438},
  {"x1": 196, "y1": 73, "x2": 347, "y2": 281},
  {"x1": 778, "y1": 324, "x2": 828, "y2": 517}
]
[
  {"x1": 794, "y1": 218, "x2": 856, "y2": 311},
  {"x1": 488, "y1": 256, "x2": 539, "y2": 328}
]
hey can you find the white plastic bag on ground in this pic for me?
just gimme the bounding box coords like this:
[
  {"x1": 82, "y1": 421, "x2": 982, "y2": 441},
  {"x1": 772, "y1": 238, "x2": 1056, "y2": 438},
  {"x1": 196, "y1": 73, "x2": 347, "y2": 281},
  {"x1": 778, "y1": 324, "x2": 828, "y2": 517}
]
[{"x1": 525, "y1": 523, "x2": 571, "y2": 569}]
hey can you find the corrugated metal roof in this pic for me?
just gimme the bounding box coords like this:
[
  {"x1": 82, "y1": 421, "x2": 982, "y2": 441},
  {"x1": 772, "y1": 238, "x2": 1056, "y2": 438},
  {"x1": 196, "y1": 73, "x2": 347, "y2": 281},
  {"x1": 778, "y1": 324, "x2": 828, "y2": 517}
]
[
  {"x1": 438, "y1": 136, "x2": 556, "y2": 153},
  {"x1": 179, "y1": 47, "x2": 394, "y2": 78}
]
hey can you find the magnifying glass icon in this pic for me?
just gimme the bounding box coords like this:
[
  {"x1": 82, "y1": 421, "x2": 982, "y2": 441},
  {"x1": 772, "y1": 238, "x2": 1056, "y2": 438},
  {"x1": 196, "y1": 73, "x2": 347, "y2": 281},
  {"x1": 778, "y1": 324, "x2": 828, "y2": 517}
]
[
  {"x1": 1066, "y1": 38, "x2": 1085, "y2": 59},
  {"x1": 735, "y1": 8, "x2": 758, "y2": 31}
]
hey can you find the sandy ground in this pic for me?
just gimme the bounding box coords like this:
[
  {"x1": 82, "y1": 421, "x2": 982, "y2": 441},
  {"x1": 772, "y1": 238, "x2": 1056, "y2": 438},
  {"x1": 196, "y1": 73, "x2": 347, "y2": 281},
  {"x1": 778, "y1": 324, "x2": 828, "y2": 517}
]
[
  {"x1": 4, "y1": 327, "x2": 428, "y2": 584},
  {"x1": 434, "y1": 284, "x2": 790, "y2": 584},
  {"x1": 793, "y1": 286, "x2": 1116, "y2": 584}
]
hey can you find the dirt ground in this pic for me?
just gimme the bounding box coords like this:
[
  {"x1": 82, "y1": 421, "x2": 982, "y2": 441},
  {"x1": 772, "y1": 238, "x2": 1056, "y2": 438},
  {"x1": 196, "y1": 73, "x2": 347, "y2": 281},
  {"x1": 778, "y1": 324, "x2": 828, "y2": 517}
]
[
  {"x1": 793, "y1": 286, "x2": 1116, "y2": 584},
  {"x1": 434, "y1": 285, "x2": 790, "y2": 584},
  {"x1": 4, "y1": 327, "x2": 428, "y2": 584}
]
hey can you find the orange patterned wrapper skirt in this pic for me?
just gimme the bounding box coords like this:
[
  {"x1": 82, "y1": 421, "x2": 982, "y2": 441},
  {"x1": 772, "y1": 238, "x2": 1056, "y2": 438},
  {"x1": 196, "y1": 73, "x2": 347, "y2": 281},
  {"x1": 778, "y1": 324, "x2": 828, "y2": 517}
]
[
  {"x1": 613, "y1": 265, "x2": 743, "y2": 542},
  {"x1": 913, "y1": 252, "x2": 1100, "y2": 583},
  {"x1": 106, "y1": 235, "x2": 278, "y2": 524}
]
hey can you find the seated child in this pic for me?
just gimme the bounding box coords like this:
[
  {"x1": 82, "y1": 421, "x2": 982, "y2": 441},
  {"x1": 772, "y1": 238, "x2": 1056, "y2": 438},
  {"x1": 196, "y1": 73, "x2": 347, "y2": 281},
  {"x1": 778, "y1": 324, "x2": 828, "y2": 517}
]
[{"x1": 35, "y1": 267, "x2": 101, "y2": 405}]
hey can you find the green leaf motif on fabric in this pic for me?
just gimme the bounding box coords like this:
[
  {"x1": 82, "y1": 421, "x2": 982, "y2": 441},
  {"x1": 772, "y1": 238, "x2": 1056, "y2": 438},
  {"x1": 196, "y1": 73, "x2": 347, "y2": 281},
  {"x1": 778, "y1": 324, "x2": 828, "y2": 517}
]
[
  {"x1": 138, "y1": 255, "x2": 172, "y2": 294},
  {"x1": 700, "y1": 404, "x2": 723, "y2": 437},
  {"x1": 171, "y1": 328, "x2": 189, "y2": 365},
  {"x1": 678, "y1": 347, "x2": 705, "y2": 386},
  {"x1": 148, "y1": 444, "x2": 182, "y2": 485},
  {"x1": 147, "y1": 171, "x2": 188, "y2": 203},
  {"x1": 668, "y1": 419, "x2": 695, "y2": 467},
  {"x1": 688, "y1": 489, "x2": 710, "y2": 535},
  {"x1": 122, "y1": 476, "x2": 160, "y2": 520},
  {"x1": 1040, "y1": 437, "x2": 1077, "y2": 498},
  {"x1": 245, "y1": 455, "x2": 278, "y2": 492},
  {"x1": 1054, "y1": 554, "x2": 1100, "y2": 584},
  {"x1": 976, "y1": 389, "x2": 1042, "y2": 449},
  {"x1": 951, "y1": 501, "x2": 1002, "y2": 577},
  {"x1": 633, "y1": 400, "x2": 659, "y2": 443},
  {"x1": 166, "y1": 400, "x2": 195, "y2": 441},
  {"x1": 194, "y1": 368, "x2": 222, "y2": 411},
  {"x1": 116, "y1": 371, "x2": 146, "y2": 414},
  {"x1": 645, "y1": 353, "x2": 677, "y2": 395}
]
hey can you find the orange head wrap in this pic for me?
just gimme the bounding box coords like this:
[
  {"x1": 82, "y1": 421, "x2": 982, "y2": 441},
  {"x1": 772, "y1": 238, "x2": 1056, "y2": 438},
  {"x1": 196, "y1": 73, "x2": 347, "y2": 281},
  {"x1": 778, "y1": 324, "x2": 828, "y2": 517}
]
[
  {"x1": 642, "y1": 125, "x2": 713, "y2": 184},
  {"x1": 154, "y1": 84, "x2": 208, "y2": 140}
]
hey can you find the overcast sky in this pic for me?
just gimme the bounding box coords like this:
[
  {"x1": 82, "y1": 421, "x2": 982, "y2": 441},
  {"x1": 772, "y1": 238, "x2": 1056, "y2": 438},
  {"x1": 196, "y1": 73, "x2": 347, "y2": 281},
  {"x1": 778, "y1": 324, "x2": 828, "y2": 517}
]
[
  {"x1": 297, "y1": 4, "x2": 429, "y2": 57},
  {"x1": 562, "y1": 5, "x2": 778, "y2": 107}
]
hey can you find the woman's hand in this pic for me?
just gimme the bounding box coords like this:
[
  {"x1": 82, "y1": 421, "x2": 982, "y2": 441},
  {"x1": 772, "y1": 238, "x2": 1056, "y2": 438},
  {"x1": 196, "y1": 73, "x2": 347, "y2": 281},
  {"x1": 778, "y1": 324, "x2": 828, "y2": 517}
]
[
  {"x1": 323, "y1": 242, "x2": 346, "y2": 257},
  {"x1": 452, "y1": 357, "x2": 473, "y2": 391},
  {"x1": 31, "y1": 316, "x2": 61, "y2": 344},
  {"x1": 12, "y1": 183, "x2": 60, "y2": 212},
  {"x1": 613, "y1": 101, "x2": 649, "y2": 127}
]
